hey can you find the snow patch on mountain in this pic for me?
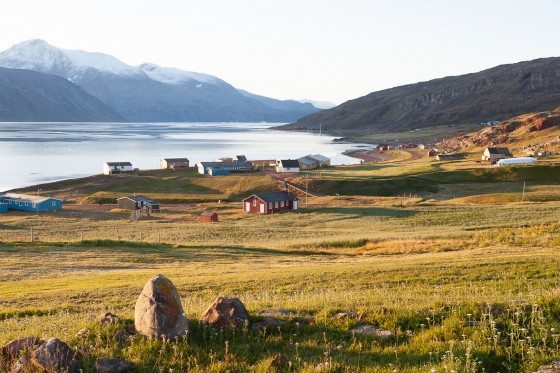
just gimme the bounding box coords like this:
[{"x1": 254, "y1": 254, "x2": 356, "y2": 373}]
[
  {"x1": 0, "y1": 39, "x2": 138, "y2": 76},
  {"x1": 138, "y1": 63, "x2": 221, "y2": 85}
]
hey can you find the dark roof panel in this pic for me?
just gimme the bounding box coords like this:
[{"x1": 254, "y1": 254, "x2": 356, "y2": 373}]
[{"x1": 249, "y1": 191, "x2": 298, "y2": 203}]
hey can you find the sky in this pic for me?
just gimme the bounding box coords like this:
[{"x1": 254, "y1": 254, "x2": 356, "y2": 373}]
[{"x1": 1, "y1": 0, "x2": 559, "y2": 105}]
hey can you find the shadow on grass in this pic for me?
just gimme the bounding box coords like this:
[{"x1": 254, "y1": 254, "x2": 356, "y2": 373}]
[{"x1": 298, "y1": 207, "x2": 417, "y2": 218}]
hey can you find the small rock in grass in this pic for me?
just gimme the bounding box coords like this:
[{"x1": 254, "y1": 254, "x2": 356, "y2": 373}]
[
  {"x1": 100, "y1": 312, "x2": 120, "y2": 327},
  {"x1": 2, "y1": 337, "x2": 42, "y2": 360},
  {"x1": 76, "y1": 328, "x2": 90, "y2": 338},
  {"x1": 94, "y1": 358, "x2": 136, "y2": 373},
  {"x1": 270, "y1": 354, "x2": 290, "y2": 369},
  {"x1": 334, "y1": 311, "x2": 358, "y2": 320},
  {"x1": 200, "y1": 297, "x2": 249, "y2": 329},
  {"x1": 114, "y1": 329, "x2": 129, "y2": 343},
  {"x1": 251, "y1": 317, "x2": 284, "y2": 330},
  {"x1": 258, "y1": 309, "x2": 293, "y2": 317},
  {"x1": 125, "y1": 323, "x2": 136, "y2": 335},
  {"x1": 33, "y1": 338, "x2": 80, "y2": 373},
  {"x1": 349, "y1": 324, "x2": 394, "y2": 339},
  {"x1": 537, "y1": 358, "x2": 560, "y2": 372}
]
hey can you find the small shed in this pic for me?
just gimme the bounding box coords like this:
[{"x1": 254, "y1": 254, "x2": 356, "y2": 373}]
[
  {"x1": 201, "y1": 211, "x2": 218, "y2": 222},
  {"x1": 160, "y1": 158, "x2": 189, "y2": 169}
]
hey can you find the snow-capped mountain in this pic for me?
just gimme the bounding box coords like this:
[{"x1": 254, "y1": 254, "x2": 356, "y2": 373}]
[{"x1": 0, "y1": 40, "x2": 321, "y2": 122}]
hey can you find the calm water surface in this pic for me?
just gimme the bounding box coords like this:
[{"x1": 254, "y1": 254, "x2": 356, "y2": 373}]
[{"x1": 0, "y1": 122, "x2": 368, "y2": 192}]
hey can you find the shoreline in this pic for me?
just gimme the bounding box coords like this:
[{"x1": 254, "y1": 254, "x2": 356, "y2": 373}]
[{"x1": 341, "y1": 149, "x2": 392, "y2": 163}]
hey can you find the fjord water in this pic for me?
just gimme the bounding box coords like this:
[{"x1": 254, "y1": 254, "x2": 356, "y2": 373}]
[{"x1": 0, "y1": 122, "x2": 364, "y2": 192}]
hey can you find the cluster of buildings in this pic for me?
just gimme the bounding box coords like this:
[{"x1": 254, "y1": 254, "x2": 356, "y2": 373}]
[{"x1": 103, "y1": 154, "x2": 331, "y2": 177}]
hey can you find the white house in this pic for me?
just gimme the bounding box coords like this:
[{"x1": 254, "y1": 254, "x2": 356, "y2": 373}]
[
  {"x1": 276, "y1": 159, "x2": 300, "y2": 173},
  {"x1": 103, "y1": 162, "x2": 133, "y2": 175}
]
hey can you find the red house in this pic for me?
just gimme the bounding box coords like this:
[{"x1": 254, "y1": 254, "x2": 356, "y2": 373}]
[
  {"x1": 243, "y1": 191, "x2": 298, "y2": 214},
  {"x1": 201, "y1": 211, "x2": 218, "y2": 222}
]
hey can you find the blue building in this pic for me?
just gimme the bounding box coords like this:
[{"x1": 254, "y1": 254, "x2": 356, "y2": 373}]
[
  {"x1": 197, "y1": 161, "x2": 253, "y2": 175},
  {"x1": 0, "y1": 203, "x2": 8, "y2": 213},
  {"x1": 0, "y1": 193, "x2": 63, "y2": 213}
]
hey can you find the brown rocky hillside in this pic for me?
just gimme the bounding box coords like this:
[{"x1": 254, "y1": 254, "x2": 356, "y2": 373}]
[{"x1": 439, "y1": 111, "x2": 560, "y2": 152}]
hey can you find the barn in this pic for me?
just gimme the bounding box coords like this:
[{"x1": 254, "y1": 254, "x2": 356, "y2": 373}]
[
  {"x1": 243, "y1": 191, "x2": 298, "y2": 214},
  {"x1": 482, "y1": 147, "x2": 512, "y2": 163},
  {"x1": 117, "y1": 195, "x2": 160, "y2": 213},
  {"x1": 201, "y1": 211, "x2": 219, "y2": 222},
  {"x1": 0, "y1": 193, "x2": 63, "y2": 212},
  {"x1": 160, "y1": 158, "x2": 189, "y2": 169},
  {"x1": 103, "y1": 162, "x2": 133, "y2": 175}
]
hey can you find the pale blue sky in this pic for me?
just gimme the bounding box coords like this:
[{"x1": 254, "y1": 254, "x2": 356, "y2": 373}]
[{"x1": 2, "y1": 0, "x2": 558, "y2": 104}]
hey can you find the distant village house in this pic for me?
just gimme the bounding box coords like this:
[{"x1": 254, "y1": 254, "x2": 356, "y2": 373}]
[
  {"x1": 243, "y1": 191, "x2": 298, "y2": 214},
  {"x1": 103, "y1": 162, "x2": 133, "y2": 175},
  {"x1": 160, "y1": 158, "x2": 189, "y2": 169},
  {"x1": 482, "y1": 147, "x2": 512, "y2": 163},
  {"x1": 276, "y1": 159, "x2": 300, "y2": 173},
  {"x1": 428, "y1": 148, "x2": 438, "y2": 157},
  {"x1": 117, "y1": 195, "x2": 160, "y2": 213}
]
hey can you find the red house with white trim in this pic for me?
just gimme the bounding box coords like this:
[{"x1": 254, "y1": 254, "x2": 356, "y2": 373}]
[{"x1": 243, "y1": 191, "x2": 298, "y2": 214}]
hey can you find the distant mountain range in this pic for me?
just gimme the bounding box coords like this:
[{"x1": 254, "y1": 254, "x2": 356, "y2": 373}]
[
  {"x1": 280, "y1": 57, "x2": 560, "y2": 133},
  {"x1": 0, "y1": 39, "x2": 321, "y2": 122},
  {"x1": 0, "y1": 67, "x2": 125, "y2": 122}
]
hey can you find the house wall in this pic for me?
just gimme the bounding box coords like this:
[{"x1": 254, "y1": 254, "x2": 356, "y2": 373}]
[
  {"x1": 161, "y1": 160, "x2": 189, "y2": 169},
  {"x1": 276, "y1": 166, "x2": 300, "y2": 173},
  {"x1": 2, "y1": 198, "x2": 62, "y2": 212},
  {"x1": 118, "y1": 199, "x2": 139, "y2": 210},
  {"x1": 104, "y1": 164, "x2": 133, "y2": 175},
  {"x1": 243, "y1": 196, "x2": 297, "y2": 214},
  {"x1": 201, "y1": 214, "x2": 218, "y2": 222},
  {"x1": 0, "y1": 203, "x2": 8, "y2": 213}
]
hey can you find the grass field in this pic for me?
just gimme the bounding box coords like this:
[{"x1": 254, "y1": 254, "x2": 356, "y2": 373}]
[{"x1": 2, "y1": 162, "x2": 560, "y2": 372}]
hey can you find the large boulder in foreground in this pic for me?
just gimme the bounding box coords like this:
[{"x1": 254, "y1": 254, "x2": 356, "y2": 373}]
[
  {"x1": 1, "y1": 337, "x2": 42, "y2": 360},
  {"x1": 134, "y1": 274, "x2": 188, "y2": 339},
  {"x1": 200, "y1": 297, "x2": 250, "y2": 328},
  {"x1": 32, "y1": 338, "x2": 80, "y2": 373}
]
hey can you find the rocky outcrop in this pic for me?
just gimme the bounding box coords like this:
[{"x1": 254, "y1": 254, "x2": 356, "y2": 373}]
[
  {"x1": 349, "y1": 325, "x2": 395, "y2": 339},
  {"x1": 200, "y1": 297, "x2": 250, "y2": 329},
  {"x1": 536, "y1": 358, "x2": 560, "y2": 372},
  {"x1": 134, "y1": 274, "x2": 189, "y2": 339},
  {"x1": 1, "y1": 337, "x2": 42, "y2": 360}
]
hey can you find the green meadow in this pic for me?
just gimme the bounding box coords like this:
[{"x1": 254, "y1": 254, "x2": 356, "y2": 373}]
[{"x1": 2, "y1": 162, "x2": 560, "y2": 372}]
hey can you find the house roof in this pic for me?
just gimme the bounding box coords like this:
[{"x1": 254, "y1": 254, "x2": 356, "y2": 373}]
[
  {"x1": 486, "y1": 147, "x2": 512, "y2": 155},
  {"x1": 245, "y1": 191, "x2": 298, "y2": 203},
  {"x1": 201, "y1": 211, "x2": 218, "y2": 216},
  {"x1": 233, "y1": 155, "x2": 247, "y2": 161},
  {"x1": 298, "y1": 157, "x2": 317, "y2": 165},
  {"x1": 105, "y1": 162, "x2": 132, "y2": 166},
  {"x1": 162, "y1": 158, "x2": 189, "y2": 162},
  {"x1": 309, "y1": 154, "x2": 330, "y2": 162},
  {"x1": 199, "y1": 161, "x2": 252, "y2": 168},
  {"x1": 277, "y1": 159, "x2": 300, "y2": 168},
  {"x1": 2, "y1": 193, "x2": 61, "y2": 203},
  {"x1": 118, "y1": 195, "x2": 159, "y2": 204}
]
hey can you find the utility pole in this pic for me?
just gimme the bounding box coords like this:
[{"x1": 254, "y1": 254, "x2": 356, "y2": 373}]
[{"x1": 522, "y1": 181, "x2": 526, "y2": 203}]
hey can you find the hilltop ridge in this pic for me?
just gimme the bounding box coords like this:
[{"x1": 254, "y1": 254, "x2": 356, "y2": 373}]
[{"x1": 281, "y1": 57, "x2": 560, "y2": 133}]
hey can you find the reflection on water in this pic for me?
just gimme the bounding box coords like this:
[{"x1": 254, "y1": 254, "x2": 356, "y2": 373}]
[{"x1": 0, "y1": 122, "x2": 367, "y2": 191}]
